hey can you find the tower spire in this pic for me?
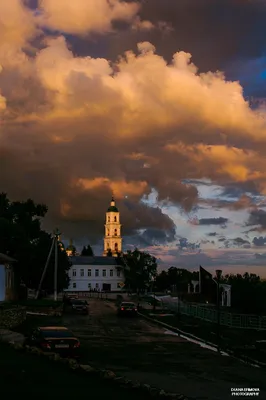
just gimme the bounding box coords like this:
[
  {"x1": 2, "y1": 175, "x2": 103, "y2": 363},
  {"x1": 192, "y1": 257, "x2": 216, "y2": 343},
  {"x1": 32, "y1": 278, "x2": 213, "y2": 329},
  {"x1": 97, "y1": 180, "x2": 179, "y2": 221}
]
[{"x1": 103, "y1": 197, "x2": 122, "y2": 256}]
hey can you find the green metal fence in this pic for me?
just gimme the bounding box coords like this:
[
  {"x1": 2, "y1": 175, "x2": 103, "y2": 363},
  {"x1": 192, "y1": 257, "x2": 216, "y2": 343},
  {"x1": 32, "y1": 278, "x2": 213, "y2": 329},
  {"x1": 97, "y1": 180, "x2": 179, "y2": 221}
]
[{"x1": 161, "y1": 299, "x2": 266, "y2": 330}]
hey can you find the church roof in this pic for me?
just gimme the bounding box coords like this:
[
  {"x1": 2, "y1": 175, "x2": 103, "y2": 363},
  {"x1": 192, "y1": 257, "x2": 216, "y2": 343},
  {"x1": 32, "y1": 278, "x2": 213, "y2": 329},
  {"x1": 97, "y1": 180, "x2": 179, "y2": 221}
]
[
  {"x1": 107, "y1": 196, "x2": 118, "y2": 212},
  {"x1": 107, "y1": 205, "x2": 118, "y2": 212},
  {"x1": 70, "y1": 256, "x2": 119, "y2": 265}
]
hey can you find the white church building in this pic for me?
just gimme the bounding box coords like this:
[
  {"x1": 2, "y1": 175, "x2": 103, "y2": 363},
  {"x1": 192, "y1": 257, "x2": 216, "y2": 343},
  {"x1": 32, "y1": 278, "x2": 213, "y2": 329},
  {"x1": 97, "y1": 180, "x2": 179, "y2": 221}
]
[{"x1": 65, "y1": 197, "x2": 125, "y2": 293}]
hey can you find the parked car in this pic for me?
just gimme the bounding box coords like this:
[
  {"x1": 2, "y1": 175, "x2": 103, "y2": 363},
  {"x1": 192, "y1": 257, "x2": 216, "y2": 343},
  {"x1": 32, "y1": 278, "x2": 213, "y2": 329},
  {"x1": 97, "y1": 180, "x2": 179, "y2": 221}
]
[
  {"x1": 24, "y1": 326, "x2": 80, "y2": 358},
  {"x1": 70, "y1": 299, "x2": 89, "y2": 315},
  {"x1": 117, "y1": 302, "x2": 138, "y2": 317}
]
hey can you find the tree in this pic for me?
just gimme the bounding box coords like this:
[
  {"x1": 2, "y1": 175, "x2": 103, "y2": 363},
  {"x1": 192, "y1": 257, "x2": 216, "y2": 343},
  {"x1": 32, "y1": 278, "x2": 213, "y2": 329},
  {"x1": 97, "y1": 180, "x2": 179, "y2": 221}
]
[
  {"x1": 119, "y1": 248, "x2": 157, "y2": 293},
  {"x1": 156, "y1": 267, "x2": 194, "y2": 292},
  {"x1": 223, "y1": 272, "x2": 266, "y2": 314},
  {"x1": 106, "y1": 249, "x2": 112, "y2": 257},
  {"x1": 0, "y1": 193, "x2": 71, "y2": 293},
  {"x1": 81, "y1": 244, "x2": 94, "y2": 256}
]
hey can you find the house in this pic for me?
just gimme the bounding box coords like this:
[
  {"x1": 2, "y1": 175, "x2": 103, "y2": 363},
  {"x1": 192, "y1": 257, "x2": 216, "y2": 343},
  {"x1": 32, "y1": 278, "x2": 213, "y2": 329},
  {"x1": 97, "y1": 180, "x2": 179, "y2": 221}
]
[
  {"x1": 65, "y1": 197, "x2": 125, "y2": 293},
  {"x1": 0, "y1": 253, "x2": 16, "y2": 302},
  {"x1": 65, "y1": 256, "x2": 123, "y2": 293}
]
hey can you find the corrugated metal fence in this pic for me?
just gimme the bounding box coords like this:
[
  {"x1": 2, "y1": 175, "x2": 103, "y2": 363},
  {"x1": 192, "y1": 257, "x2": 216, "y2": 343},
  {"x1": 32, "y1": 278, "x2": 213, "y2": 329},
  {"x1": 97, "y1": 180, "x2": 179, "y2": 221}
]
[{"x1": 160, "y1": 298, "x2": 266, "y2": 330}]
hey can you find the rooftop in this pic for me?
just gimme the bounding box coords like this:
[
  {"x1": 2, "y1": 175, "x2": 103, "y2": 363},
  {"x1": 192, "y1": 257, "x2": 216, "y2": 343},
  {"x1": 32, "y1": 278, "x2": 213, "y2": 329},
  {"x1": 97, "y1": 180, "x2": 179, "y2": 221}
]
[
  {"x1": 0, "y1": 253, "x2": 16, "y2": 263},
  {"x1": 70, "y1": 256, "x2": 119, "y2": 266}
]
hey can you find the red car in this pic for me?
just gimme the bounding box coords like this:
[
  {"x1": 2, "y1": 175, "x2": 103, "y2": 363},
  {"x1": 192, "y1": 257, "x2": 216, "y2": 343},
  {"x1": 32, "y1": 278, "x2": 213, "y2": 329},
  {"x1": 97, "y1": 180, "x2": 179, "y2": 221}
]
[{"x1": 24, "y1": 326, "x2": 80, "y2": 358}]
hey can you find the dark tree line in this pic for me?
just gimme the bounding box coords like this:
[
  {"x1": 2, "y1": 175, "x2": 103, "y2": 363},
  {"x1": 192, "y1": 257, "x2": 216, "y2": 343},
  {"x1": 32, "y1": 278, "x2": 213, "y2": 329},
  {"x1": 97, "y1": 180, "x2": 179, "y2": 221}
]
[{"x1": 155, "y1": 267, "x2": 266, "y2": 314}]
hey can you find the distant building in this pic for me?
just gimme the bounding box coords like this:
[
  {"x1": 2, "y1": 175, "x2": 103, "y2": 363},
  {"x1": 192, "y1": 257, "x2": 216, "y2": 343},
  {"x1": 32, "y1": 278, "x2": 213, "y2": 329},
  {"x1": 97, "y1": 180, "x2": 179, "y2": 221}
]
[
  {"x1": 0, "y1": 253, "x2": 16, "y2": 302},
  {"x1": 65, "y1": 197, "x2": 125, "y2": 293}
]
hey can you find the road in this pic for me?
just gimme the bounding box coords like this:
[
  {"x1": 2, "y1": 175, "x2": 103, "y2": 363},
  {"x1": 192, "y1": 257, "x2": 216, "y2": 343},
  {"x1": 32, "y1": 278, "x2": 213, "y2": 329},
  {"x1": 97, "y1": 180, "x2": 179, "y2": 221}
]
[{"x1": 62, "y1": 299, "x2": 266, "y2": 400}]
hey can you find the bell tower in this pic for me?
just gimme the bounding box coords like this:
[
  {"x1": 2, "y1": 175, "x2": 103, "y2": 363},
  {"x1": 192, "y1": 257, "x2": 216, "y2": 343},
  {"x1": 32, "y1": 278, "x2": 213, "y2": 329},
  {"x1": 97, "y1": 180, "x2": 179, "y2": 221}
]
[{"x1": 103, "y1": 197, "x2": 122, "y2": 256}]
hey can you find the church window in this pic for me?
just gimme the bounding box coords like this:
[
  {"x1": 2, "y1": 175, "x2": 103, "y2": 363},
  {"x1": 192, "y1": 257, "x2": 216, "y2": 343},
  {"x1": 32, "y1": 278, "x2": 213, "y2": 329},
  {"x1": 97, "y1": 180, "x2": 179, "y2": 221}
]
[
  {"x1": 114, "y1": 229, "x2": 117, "y2": 236},
  {"x1": 88, "y1": 283, "x2": 91, "y2": 289},
  {"x1": 72, "y1": 269, "x2": 76, "y2": 277},
  {"x1": 95, "y1": 269, "x2": 99, "y2": 277},
  {"x1": 96, "y1": 283, "x2": 99, "y2": 289},
  {"x1": 114, "y1": 216, "x2": 117, "y2": 222},
  {"x1": 110, "y1": 269, "x2": 113, "y2": 277},
  {"x1": 117, "y1": 270, "x2": 120, "y2": 277},
  {"x1": 73, "y1": 283, "x2": 76, "y2": 288},
  {"x1": 103, "y1": 269, "x2": 106, "y2": 277},
  {"x1": 88, "y1": 269, "x2": 91, "y2": 277},
  {"x1": 108, "y1": 216, "x2": 110, "y2": 222},
  {"x1": 80, "y1": 269, "x2": 84, "y2": 277},
  {"x1": 115, "y1": 243, "x2": 118, "y2": 249}
]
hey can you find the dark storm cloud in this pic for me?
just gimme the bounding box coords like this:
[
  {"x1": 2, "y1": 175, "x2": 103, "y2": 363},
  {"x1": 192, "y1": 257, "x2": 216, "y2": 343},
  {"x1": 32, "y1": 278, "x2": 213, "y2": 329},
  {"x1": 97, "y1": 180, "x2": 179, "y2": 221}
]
[
  {"x1": 253, "y1": 236, "x2": 266, "y2": 247},
  {"x1": 199, "y1": 217, "x2": 228, "y2": 226},
  {"x1": 135, "y1": 227, "x2": 176, "y2": 246},
  {"x1": 75, "y1": 0, "x2": 266, "y2": 73},
  {"x1": 247, "y1": 209, "x2": 266, "y2": 229}
]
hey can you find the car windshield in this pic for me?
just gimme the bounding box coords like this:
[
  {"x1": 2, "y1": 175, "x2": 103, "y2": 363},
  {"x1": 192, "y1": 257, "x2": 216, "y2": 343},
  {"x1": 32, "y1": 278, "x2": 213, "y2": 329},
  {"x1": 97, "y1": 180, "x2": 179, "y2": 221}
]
[
  {"x1": 72, "y1": 300, "x2": 86, "y2": 305},
  {"x1": 41, "y1": 329, "x2": 74, "y2": 338}
]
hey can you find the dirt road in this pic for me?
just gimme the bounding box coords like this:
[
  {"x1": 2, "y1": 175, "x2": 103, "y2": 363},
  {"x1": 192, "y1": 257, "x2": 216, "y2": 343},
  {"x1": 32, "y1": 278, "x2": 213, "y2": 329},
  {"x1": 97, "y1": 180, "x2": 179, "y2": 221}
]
[{"x1": 62, "y1": 299, "x2": 265, "y2": 399}]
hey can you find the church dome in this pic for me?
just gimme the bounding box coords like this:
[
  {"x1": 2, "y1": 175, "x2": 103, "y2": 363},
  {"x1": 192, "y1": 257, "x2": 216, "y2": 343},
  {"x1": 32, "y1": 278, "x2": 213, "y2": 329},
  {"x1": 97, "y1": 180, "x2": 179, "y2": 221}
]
[
  {"x1": 107, "y1": 205, "x2": 118, "y2": 212},
  {"x1": 107, "y1": 197, "x2": 118, "y2": 212}
]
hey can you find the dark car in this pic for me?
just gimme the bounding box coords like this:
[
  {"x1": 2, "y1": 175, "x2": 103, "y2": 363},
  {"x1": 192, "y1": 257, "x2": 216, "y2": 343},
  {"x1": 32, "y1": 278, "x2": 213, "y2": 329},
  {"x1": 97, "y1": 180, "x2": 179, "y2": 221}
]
[
  {"x1": 117, "y1": 302, "x2": 138, "y2": 317},
  {"x1": 70, "y1": 299, "x2": 88, "y2": 315},
  {"x1": 24, "y1": 326, "x2": 80, "y2": 358}
]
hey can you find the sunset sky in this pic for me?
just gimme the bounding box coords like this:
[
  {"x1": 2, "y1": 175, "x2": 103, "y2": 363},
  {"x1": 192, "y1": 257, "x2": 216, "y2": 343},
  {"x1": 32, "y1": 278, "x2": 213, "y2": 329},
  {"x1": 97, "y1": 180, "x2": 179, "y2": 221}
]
[{"x1": 2, "y1": 1, "x2": 266, "y2": 276}]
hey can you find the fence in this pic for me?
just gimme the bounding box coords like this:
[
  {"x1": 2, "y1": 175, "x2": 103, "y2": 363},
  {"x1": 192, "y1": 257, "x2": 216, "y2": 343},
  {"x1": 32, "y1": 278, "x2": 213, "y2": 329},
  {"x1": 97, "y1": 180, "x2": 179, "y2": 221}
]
[{"x1": 160, "y1": 298, "x2": 266, "y2": 330}]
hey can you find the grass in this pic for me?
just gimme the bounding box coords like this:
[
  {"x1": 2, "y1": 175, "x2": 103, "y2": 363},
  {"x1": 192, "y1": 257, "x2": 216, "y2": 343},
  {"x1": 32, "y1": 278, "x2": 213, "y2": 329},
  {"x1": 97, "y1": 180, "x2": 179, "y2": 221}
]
[{"x1": 0, "y1": 341, "x2": 150, "y2": 399}]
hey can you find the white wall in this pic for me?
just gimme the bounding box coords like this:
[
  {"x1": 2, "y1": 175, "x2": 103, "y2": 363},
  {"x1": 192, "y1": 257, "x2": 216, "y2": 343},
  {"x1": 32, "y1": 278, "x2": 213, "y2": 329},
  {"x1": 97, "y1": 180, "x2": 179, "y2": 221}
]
[
  {"x1": 65, "y1": 264, "x2": 124, "y2": 292},
  {"x1": 0, "y1": 264, "x2": 5, "y2": 302}
]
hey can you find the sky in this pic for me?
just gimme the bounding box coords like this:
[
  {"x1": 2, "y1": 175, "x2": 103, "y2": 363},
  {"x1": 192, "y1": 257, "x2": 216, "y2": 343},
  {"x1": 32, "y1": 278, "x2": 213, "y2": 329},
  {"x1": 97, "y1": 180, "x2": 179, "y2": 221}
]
[{"x1": 2, "y1": 1, "x2": 266, "y2": 276}]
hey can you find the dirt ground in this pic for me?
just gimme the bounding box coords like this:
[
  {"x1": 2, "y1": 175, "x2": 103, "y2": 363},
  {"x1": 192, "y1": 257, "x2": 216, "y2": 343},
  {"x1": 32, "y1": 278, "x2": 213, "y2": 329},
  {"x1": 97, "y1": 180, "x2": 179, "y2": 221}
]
[{"x1": 59, "y1": 299, "x2": 266, "y2": 400}]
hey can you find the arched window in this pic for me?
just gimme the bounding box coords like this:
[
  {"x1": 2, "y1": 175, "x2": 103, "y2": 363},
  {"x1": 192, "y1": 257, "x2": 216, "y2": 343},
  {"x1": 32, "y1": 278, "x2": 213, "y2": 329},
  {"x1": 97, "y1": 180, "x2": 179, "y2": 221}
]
[
  {"x1": 114, "y1": 216, "x2": 117, "y2": 222},
  {"x1": 107, "y1": 230, "x2": 110, "y2": 236},
  {"x1": 108, "y1": 216, "x2": 110, "y2": 222},
  {"x1": 114, "y1": 229, "x2": 117, "y2": 236},
  {"x1": 115, "y1": 243, "x2": 118, "y2": 249}
]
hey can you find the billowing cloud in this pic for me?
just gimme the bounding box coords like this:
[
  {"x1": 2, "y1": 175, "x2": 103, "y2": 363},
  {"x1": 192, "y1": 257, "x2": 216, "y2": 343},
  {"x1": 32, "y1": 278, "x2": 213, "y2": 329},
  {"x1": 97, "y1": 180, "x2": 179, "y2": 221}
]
[
  {"x1": 0, "y1": 0, "x2": 37, "y2": 49},
  {"x1": 37, "y1": 0, "x2": 148, "y2": 35},
  {"x1": 2, "y1": 1, "x2": 266, "y2": 248}
]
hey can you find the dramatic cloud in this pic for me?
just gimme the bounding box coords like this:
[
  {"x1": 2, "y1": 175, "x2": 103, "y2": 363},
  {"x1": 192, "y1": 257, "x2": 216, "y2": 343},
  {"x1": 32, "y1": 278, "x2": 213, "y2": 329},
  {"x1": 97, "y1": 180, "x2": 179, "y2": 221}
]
[
  {"x1": 37, "y1": 0, "x2": 150, "y2": 35},
  {"x1": 247, "y1": 209, "x2": 266, "y2": 230},
  {"x1": 2, "y1": 1, "x2": 266, "y2": 250}
]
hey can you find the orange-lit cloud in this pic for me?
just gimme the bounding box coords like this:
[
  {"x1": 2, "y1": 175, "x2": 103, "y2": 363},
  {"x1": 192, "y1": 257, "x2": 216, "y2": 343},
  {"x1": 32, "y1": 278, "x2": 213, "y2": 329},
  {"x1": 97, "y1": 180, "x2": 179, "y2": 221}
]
[
  {"x1": 38, "y1": 0, "x2": 145, "y2": 35},
  {"x1": 2, "y1": 1, "x2": 266, "y2": 243}
]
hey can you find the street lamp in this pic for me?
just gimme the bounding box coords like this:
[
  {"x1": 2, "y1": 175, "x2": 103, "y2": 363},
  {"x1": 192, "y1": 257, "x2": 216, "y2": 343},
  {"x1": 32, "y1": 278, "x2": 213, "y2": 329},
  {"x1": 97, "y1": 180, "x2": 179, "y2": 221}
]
[{"x1": 216, "y1": 269, "x2": 222, "y2": 353}]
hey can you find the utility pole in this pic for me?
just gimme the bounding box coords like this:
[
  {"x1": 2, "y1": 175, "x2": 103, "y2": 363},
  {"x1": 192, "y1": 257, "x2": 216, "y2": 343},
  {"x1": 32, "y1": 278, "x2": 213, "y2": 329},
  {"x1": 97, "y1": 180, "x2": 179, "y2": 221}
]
[
  {"x1": 35, "y1": 237, "x2": 56, "y2": 300},
  {"x1": 54, "y1": 228, "x2": 61, "y2": 302},
  {"x1": 216, "y1": 269, "x2": 222, "y2": 353}
]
